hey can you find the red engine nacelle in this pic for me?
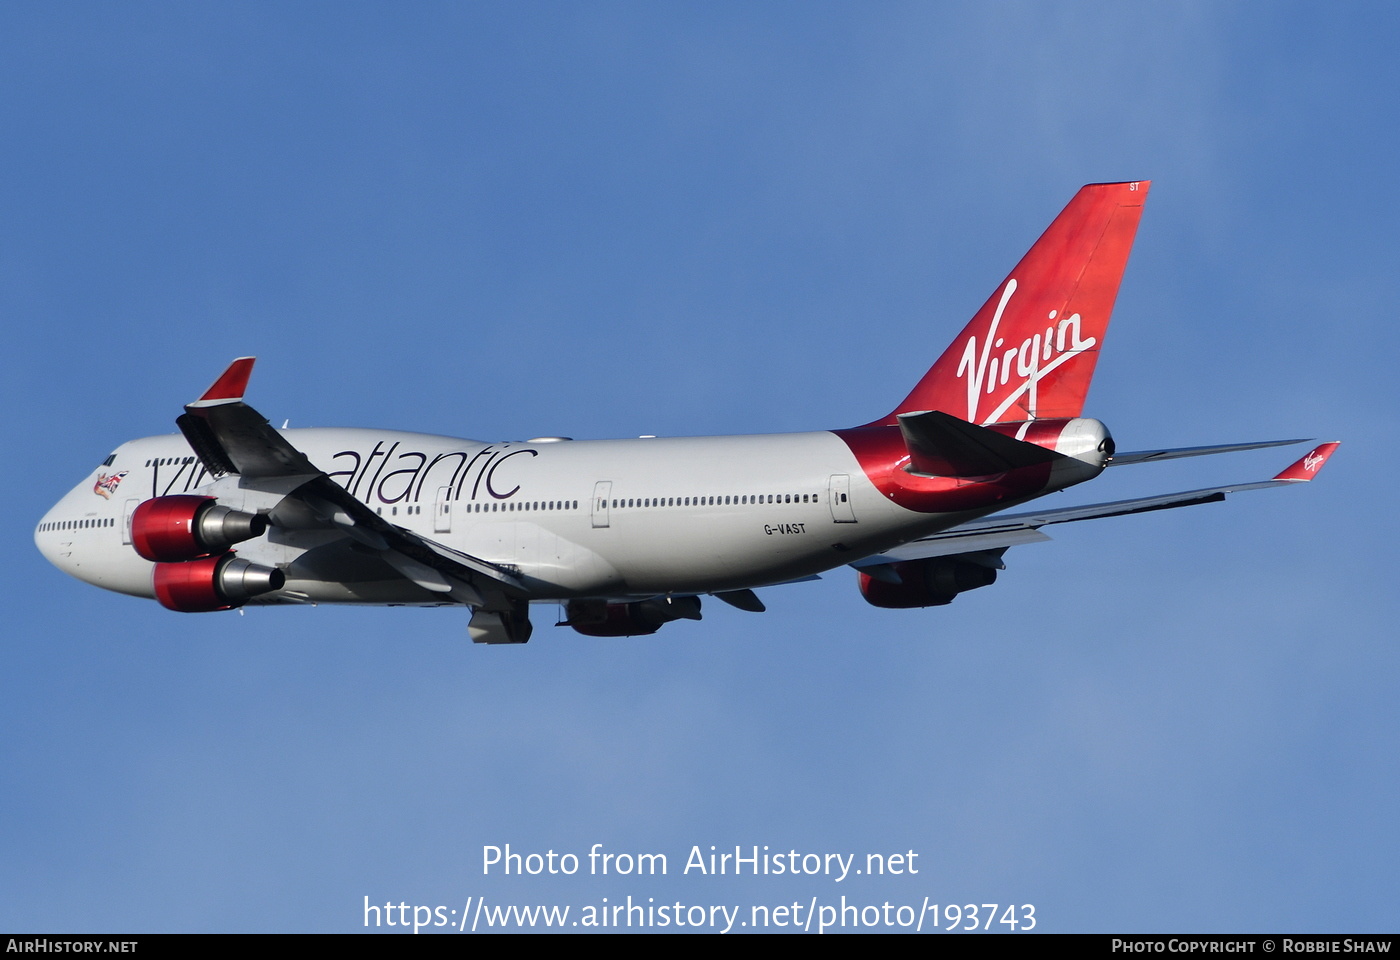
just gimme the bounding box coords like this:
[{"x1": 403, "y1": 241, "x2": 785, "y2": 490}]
[
  {"x1": 152, "y1": 554, "x2": 286, "y2": 612},
  {"x1": 131, "y1": 495, "x2": 267, "y2": 562},
  {"x1": 857, "y1": 557, "x2": 998, "y2": 609},
  {"x1": 566, "y1": 596, "x2": 703, "y2": 637}
]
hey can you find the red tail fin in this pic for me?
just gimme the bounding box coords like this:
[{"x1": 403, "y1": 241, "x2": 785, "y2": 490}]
[{"x1": 875, "y1": 181, "x2": 1149, "y2": 426}]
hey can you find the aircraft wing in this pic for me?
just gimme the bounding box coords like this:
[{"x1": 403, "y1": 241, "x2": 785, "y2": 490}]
[
  {"x1": 1107, "y1": 437, "x2": 1310, "y2": 466},
  {"x1": 178, "y1": 358, "x2": 525, "y2": 606},
  {"x1": 850, "y1": 442, "x2": 1340, "y2": 570}
]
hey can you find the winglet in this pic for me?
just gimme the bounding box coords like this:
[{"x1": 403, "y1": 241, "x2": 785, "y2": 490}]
[
  {"x1": 1272, "y1": 442, "x2": 1340, "y2": 482},
  {"x1": 189, "y1": 357, "x2": 256, "y2": 408}
]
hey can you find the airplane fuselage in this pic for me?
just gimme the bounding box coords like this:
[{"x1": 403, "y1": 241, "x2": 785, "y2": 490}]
[
  {"x1": 36, "y1": 425, "x2": 1104, "y2": 607},
  {"x1": 45, "y1": 182, "x2": 1326, "y2": 643}
]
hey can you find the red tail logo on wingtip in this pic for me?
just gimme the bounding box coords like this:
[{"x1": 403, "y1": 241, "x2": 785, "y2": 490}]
[
  {"x1": 876, "y1": 181, "x2": 1149, "y2": 427},
  {"x1": 1274, "y1": 442, "x2": 1340, "y2": 482}
]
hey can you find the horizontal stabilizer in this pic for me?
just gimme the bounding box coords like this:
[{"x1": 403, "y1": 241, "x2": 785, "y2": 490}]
[{"x1": 897, "y1": 409, "x2": 1062, "y2": 477}]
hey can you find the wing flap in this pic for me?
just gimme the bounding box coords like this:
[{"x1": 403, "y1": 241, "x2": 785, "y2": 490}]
[
  {"x1": 850, "y1": 528, "x2": 1051, "y2": 566},
  {"x1": 292, "y1": 474, "x2": 525, "y2": 595}
]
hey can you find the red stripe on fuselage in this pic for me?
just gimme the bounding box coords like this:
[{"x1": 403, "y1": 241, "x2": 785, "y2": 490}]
[{"x1": 832, "y1": 425, "x2": 1055, "y2": 513}]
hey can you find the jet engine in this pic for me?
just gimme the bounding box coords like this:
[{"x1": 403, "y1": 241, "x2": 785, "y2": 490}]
[
  {"x1": 152, "y1": 553, "x2": 286, "y2": 612},
  {"x1": 565, "y1": 595, "x2": 702, "y2": 636},
  {"x1": 857, "y1": 556, "x2": 997, "y2": 608},
  {"x1": 131, "y1": 495, "x2": 267, "y2": 562}
]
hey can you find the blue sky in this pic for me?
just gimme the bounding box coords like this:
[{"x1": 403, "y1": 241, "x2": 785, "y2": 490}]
[{"x1": 2, "y1": 2, "x2": 1396, "y2": 933}]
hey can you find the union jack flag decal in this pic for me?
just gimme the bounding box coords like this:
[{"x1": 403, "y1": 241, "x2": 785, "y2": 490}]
[{"x1": 93, "y1": 471, "x2": 127, "y2": 499}]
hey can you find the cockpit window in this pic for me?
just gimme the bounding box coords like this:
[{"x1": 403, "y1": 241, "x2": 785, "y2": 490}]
[{"x1": 101, "y1": 454, "x2": 116, "y2": 467}]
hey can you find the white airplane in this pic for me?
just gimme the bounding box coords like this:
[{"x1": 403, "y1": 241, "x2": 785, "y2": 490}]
[{"x1": 35, "y1": 181, "x2": 1338, "y2": 644}]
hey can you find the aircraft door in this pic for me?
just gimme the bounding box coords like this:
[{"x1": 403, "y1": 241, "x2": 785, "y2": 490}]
[
  {"x1": 828, "y1": 475, "x2": 856, "y2": 523},
  {"x1": 434, "y1": 486, "x2": 452, "y2": 533},
  {"x1": 591, "y1": 481, "x2": 612, "y2": 529},
  {"x1": 122, "y1": 498, "x2": 140, "y2": 545}
]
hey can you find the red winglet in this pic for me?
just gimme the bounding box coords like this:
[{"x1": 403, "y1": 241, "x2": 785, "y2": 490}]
[
  {"x1": 1273, "y1": 442, "x2": 1340, "y2": 482},
  {"x1": 192, "y1": 357, "x2": 256, "y2": 406}
]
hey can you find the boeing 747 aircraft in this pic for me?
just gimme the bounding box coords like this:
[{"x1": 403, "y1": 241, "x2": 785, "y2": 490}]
[{"x1": 35, "y1": 181, "x2": 1338, "y2": 643}]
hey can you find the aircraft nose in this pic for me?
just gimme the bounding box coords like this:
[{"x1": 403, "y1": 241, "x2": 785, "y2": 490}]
[{"x1": 35, "y1": 504, "x2": 78, "y2": 575}]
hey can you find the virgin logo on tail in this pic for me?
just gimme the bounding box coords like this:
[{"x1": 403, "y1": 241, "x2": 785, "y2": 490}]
[
  {"x1": 954, "y1": 279, "x2": 1096, "y2": 425},
  {"x1": 873, "y1": 182, "x2": 1146, "y2": 429}
]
